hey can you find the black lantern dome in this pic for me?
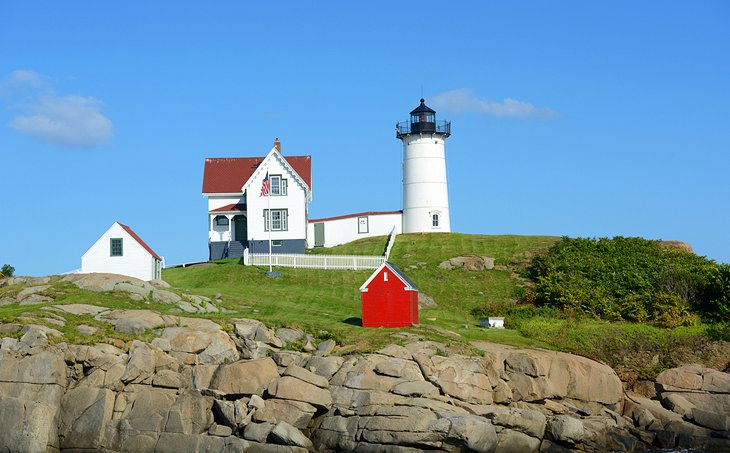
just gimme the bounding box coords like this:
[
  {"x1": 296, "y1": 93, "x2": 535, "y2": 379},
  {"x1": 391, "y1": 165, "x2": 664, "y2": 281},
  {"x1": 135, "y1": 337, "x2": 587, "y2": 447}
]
[{"x1": 396, "y1": 99, "x2": 451, "y2": 138}]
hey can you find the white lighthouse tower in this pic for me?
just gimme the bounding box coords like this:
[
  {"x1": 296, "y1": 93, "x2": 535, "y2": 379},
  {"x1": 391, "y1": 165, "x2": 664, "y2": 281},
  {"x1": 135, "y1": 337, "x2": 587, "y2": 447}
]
[{"x1": 396, "y1": 99, "x2": 452, "y2": 233}]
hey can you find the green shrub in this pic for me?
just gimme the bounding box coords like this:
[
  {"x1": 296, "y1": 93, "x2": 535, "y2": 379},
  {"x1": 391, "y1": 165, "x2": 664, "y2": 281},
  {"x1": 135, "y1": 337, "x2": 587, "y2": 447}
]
[
  {"x1": 0, "y1": 264, "x2": 14, "y2": 278},
  {"x1": 527, "y1": 237, "x2": 718, "y2": 323},
  {"x1": 706, "y1": 321, "x2": 730, "y2": 342},
  {"x1": 705, "y1": 263, "x2": 730, "y2": 322}
]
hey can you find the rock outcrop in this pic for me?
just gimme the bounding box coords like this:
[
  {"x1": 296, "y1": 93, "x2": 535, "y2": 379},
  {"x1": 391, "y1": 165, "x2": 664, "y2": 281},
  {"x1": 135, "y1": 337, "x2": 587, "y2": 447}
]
[
  {"x1": 438, "y1": 256, "x2": 496, "y2": 271},
  {"x1": 0, "y1": 313, "x2": 728, "y2": 451}
]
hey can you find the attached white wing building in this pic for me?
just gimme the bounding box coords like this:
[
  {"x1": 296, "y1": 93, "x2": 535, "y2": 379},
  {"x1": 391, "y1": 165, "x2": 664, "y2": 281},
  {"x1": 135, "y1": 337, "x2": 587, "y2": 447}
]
[{"x1": 81, "y1": 222, "x2": 163, "y2": 281}]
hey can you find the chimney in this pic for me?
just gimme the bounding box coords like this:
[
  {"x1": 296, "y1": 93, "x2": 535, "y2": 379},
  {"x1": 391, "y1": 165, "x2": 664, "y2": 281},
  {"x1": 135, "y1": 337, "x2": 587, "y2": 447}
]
[{"x1": 274, "y1": 138, "x2": 281, "y2": 153}]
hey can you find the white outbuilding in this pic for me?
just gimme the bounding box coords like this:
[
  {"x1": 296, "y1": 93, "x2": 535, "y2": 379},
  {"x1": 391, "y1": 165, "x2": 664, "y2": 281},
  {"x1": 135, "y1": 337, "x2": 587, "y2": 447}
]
[{"x1": 81, "y1": 222, "x2": 163, "y2": 281}]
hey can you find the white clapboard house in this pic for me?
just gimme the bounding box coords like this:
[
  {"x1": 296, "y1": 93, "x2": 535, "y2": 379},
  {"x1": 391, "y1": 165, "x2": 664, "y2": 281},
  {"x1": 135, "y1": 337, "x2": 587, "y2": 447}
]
[
  {"x1": 202, "y1": 140, "x2": 313, "y2": 259},
  {"x1": 81, "y1": 222, "x2": 163, "y2": 281}
]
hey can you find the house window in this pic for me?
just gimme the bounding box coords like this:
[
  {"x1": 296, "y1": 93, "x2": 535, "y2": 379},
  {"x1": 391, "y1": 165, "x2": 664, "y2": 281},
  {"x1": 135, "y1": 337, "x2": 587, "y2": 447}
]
[
  {"x1": 432, "y1": 213, "x2": 440, "y2": 227},
  {"x1": 272, "y1": 240, "x2": 283, "y2": 246},
  {"x1": 384, "y1": 271, "x2": 388, "y2": 282},
  {"x1": 264, "y1": 209, "x2": 288, "y2": 231},
  {"x1": 270, "y1": 175, "x2": 287, "y2": 196},
  {"x1": 110, "y1": 238, "x2": 123, "y2": 257},
  {"x1": 215, "y1": 216, "x2": 229, "y2": 226}
]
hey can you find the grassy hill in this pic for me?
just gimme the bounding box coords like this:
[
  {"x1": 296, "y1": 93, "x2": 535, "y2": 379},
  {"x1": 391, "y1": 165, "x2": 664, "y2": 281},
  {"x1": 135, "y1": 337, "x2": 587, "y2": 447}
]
[
  {"x1": 2, "y1": 232, "x2": 726, "y2": 379},
  {"x1": 163, "y1": 233, "x2": 559, "y2": 351}
]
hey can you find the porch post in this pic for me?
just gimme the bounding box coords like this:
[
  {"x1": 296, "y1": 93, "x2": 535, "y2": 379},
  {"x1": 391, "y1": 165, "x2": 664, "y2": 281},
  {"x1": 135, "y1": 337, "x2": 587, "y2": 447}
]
[
  {"x1": 226, "y1": 214, "x2": 234, "y2": 241},
  {"x1": 209, "y1": 214, "x2": 215, "y2": 241}
]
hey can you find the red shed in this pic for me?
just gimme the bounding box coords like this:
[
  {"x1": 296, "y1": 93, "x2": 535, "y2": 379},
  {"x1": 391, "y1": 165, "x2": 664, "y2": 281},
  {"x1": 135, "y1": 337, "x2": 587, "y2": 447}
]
[{"x1": 360, "y1": 262, "x2": 419, "y2": 328}]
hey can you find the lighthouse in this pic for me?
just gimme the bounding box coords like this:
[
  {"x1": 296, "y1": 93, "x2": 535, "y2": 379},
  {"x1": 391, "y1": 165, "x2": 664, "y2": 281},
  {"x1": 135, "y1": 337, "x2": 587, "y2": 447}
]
[{"x1": 396, "y1": 99, "x2": 452, "y2": 233}]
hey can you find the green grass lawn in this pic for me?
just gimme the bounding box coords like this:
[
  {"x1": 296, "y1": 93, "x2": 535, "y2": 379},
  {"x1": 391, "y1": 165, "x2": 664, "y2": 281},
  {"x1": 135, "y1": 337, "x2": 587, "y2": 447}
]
[{"x1": 163, "y1": 233, "x2": 560, "y2": 351}]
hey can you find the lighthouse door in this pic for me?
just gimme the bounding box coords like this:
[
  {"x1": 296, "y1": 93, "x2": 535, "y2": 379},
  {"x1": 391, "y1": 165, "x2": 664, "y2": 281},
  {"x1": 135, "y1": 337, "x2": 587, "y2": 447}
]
[{"x1": 314, "y1": 223, "x2": 325, "y2": 247}]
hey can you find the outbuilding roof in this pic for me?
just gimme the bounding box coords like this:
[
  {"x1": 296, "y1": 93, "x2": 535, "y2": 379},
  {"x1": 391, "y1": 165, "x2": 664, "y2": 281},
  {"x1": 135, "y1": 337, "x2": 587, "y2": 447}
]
[
  {"x1": 360, "y1": 261, "x2": 419, "y2": 292},
  {"x1": 202, "y1": 155, "x2": 312, "y2": 194},
  {"x1": 118, "y1": 222, "x2": 161, "y2": 260}
]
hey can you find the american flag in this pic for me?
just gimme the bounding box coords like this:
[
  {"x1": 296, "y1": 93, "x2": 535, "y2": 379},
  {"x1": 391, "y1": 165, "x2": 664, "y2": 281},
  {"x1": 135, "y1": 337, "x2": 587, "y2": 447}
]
[{"x1": 260, "y1": 171, "x2": 270, "y2": 197}]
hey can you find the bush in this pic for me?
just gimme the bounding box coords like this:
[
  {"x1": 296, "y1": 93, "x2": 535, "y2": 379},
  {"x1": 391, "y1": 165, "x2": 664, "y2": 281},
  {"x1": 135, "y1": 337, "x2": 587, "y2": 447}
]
[
  {"x1": 527, "y1": 237, "x2": 718, "y2": 323},
  {"x1": 0, "y1": 264, "x2": 14, "y2": 278},
  {"x1": 705, "y1": 263, "x2": 730, "y2": 322}
]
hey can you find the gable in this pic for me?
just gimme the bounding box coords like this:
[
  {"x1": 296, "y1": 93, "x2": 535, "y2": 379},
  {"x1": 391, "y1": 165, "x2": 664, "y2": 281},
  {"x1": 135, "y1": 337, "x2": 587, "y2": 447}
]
[
  {"x1": 82, "y1": 222, "x2": 160, "y2": 261},
  {"x1": 202, "y1": 155, "x2": 312, "y2": 194},
  {"x1": 241, "y1": 150, "x2": 311, "y2": 201},
  {"x1": 360, "y1": 262, "x2": 418, "y2": 292}
]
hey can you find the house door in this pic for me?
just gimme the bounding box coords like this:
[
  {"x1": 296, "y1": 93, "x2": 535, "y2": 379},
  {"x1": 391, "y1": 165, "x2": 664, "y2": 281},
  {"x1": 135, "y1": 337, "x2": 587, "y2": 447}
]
[
  {"x1": 233, "y1": 215, "x2": 247, "y2": 242},
  {"x1": 314, "y1": 223, "x2": 325, "y2": 247}
]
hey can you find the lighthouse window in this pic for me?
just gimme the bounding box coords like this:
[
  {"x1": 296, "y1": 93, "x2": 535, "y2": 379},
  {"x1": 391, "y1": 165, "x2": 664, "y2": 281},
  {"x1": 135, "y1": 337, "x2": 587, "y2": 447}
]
[
  {"x1": 432, "y1": 213, "x2": 440, "y2": 227},
  {"x1": 270, "y1": 175, "x2": 287, "y2": 196}
]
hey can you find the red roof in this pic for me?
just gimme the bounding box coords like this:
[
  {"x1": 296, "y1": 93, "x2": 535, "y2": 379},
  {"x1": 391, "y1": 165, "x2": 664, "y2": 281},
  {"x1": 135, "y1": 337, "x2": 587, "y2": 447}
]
[
  {"x1": 118, "y1": 223, "x2": 161, "y2": 260},
  {"x1": 202, "y1": 156, "x2": 312, "y2": 194},
  {"x1": 309, "y1": 210, "x2": 402, "y2": 223},
  {"x1": 210, "y1": 203, "x2": 247, "y2": 212}
]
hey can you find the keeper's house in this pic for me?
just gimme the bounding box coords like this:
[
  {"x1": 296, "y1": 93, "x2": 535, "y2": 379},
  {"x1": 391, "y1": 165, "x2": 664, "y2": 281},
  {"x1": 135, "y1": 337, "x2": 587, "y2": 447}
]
[
  {"x1": 202, "y1": 140, "x2": 312, "y2": 260},
  {"x1": 81, "y1": 222, "x2": 163, "y2": 281}
]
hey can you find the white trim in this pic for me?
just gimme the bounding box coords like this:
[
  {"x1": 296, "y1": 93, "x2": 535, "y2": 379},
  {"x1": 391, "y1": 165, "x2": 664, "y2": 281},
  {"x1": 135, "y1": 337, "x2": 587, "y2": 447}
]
[
  {"x1": 359, "y1": 262, "x2": 415, "y2": 292},
  {"x1": 240, "y1": 148, "x2": 311, "y2": 202}
]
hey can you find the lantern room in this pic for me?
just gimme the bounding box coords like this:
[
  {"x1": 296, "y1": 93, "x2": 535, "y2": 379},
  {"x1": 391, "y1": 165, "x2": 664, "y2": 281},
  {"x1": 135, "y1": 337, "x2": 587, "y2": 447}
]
[
  {"x1": 396, "y1": 98, "x2": 451, "y2": 138},
  {"x1": 410, "y1": 98, "x2": 436, "y2": 133}
]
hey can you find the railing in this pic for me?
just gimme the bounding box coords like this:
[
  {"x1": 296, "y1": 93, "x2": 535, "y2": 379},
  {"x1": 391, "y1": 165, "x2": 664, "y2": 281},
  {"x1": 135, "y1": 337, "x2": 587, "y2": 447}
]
[
  {"x1": 242, "y1": 228, "x2": 398, "y2": 271},
  {"x1": 396, "y1": 120, "x2": 451, "y2": 138},
  {"x1": 244, "y1": 251, "x2": 385, "y2": 270},
  {"x1": 384, "y1": 226, "x2": 397, "y2": 259}
]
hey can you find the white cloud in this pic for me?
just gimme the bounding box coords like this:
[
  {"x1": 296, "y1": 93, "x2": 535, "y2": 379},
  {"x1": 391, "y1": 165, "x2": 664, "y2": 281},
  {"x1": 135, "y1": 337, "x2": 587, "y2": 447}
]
[
  {"x1": 430, "y1": 89, "x2": 557, "y2": 118},
  {"x1": 10, "y1": 95, "x2": 113, "y2": 147},
  {"x1": 2, "y1": 70, "x2": 51, "y2": 91},
  {"x1": 2, "y1": 70, "x2": 113, "y2": 148}
]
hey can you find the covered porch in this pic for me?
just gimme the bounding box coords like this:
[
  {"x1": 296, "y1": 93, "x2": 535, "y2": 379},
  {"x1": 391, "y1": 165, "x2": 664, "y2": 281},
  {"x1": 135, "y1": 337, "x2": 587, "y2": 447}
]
[{"x1": 209, "y1": 203, "x2": 248, "y2": 259}]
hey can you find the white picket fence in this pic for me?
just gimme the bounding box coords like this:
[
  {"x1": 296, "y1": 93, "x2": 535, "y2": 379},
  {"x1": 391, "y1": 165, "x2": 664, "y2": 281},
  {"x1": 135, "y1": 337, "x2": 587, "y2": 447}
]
[
  {"x1": 243, "y1": 227, "x2": 397, "y2": 271},
  {"x1": 244, "y1": 252, "x2": 385, "y2": 270}
]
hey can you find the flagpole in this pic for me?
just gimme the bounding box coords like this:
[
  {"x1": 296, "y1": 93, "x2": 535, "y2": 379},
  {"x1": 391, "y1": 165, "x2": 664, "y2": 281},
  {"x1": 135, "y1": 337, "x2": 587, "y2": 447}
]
[{"x1": 268, "y1": 190, "x2": 272, "y2": 273}]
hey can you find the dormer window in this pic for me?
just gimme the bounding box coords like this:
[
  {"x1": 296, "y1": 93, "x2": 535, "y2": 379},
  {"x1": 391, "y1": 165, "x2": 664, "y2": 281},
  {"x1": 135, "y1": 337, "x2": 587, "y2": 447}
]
[{"x1": 270, "y1": 175, "x2": 288, "y2": 196}]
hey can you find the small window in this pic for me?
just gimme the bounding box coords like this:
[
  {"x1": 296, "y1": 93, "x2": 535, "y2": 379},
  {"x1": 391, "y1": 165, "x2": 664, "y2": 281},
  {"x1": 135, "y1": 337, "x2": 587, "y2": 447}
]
[
  {"x1": 215, "y1": 216, "x2": 229, "y2": 226},
  {"x1": 384, "y1": 271, "x2": 388, "y2": 282},
  {"x1": 272, "y1": 240, "x2": 283, "y2": 246},
  {"x1": 270, "y1": 175, "x2": 287, "y2": 196},
  {"x1": 432, "y1": 213, "x2": 440, "y2": 227},
  {"x1": 110, "y1": 238, "x2": 123, "y2": 257}
]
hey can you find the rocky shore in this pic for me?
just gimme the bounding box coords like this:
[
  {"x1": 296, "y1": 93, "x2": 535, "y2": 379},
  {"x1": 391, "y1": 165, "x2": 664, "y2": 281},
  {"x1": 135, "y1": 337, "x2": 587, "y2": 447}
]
[
  {"x1": 0, "y1": 274, "x2": 728, "y2": 452},
  {"x1": 0, "y1": 311, "x2": 728, "y2": 452}
]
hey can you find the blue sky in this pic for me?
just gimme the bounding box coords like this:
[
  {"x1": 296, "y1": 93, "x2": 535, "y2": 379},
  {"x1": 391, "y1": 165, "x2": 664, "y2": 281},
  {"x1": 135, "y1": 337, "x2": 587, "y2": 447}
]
[{"x1": 1, "y1": 1, "x2": 729, "y2": 276}]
